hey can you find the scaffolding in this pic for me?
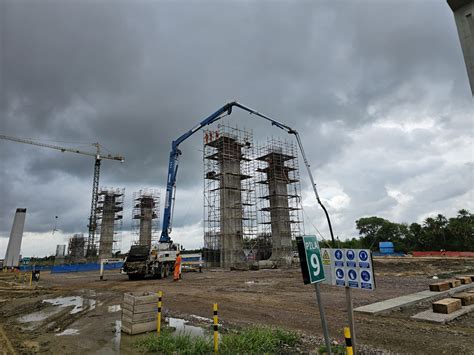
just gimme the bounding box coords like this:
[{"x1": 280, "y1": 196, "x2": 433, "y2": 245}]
[
  {"x1": 96, "y1": 187, "x2": 124, "y2": 259},
  {"x1": 256, "y1": 138, "x2": 304, "y2": 262},
  {"x1": 132, "y1": 189, "x2": 160, "y2": 248},
  {"x1": 203, "y1": 124, "x2": 257, "y2": 268}
]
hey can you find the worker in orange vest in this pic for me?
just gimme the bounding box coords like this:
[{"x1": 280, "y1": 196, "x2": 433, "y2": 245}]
[{"x1": 173, "y1": 252, "x2": 182, "y2": 281}]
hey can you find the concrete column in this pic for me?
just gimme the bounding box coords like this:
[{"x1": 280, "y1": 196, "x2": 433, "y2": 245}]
[
  {"x1": 258, "y1": 151, "x2": 295, "y2": 263},
  {"x1": 4, "y1": 208, "x2": 26, "y2": 267},
  {"x1": 267, "y1": 152, "x2": 293, "y2": 260},
  {"x1": 68, "y1": 234, "x2": 85, "y2": 263},
  {"x1": 99, "y1": 193, "x2": 116, "y2": 258},
  {"x1": 448, "y1": 0, "x2": 474, "y2": 95},
  {"x1": 217, "y1": 136, "x2": 245, "y2": 268},
  {"x1": 138, "y1": 196, "x2": 154, "y2": 248}
]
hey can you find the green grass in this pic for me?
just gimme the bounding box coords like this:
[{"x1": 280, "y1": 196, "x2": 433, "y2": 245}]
[
  {"x1": 135, "y1": 328, "x2": 212, "y2": 355},
  {"x1": 135, "y1": 326, "x2": 300, "y2": 354},
  {"x1": 220, "y1": 326, "x2": 299, "y2": 354}
]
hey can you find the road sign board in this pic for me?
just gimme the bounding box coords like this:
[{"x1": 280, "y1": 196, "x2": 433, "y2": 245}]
[
  {"x1": 321, "y1": 248, "x2": 375, "y2": 291},
  {"x1": 296, "y1": 235, "x2": 325, "y2": 284}
]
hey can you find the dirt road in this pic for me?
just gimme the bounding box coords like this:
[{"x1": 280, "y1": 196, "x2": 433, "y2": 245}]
[{"x1": 0, "y1": 257, "x2": 473, "y2": 354}]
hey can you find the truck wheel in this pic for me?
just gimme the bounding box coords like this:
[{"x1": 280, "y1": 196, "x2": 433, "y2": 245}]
[{"x1": 156, "y1": 265, "x2": 164, "y2": 279}]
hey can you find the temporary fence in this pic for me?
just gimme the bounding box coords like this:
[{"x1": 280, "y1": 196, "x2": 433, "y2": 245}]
[
  {"x1": 19, "y1": 265, "x2": 53, "y2": 272},
  {"x1": 51, "y1": 262, "x2": 123, "y2": 273}
]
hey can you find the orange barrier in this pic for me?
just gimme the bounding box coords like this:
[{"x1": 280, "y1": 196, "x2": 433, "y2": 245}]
[{"x1": 412, "y1": 251, "x2": 474, "y2": 257}]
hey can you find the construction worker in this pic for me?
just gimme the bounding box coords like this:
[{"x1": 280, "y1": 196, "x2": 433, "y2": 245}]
[{"x1": 173, "y1": 252, "x2": 182, "y2": 281}]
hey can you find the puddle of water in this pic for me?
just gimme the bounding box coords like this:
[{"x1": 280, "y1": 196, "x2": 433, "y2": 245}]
[
  {"x1": 18, "y1": 308, "x2": 62, "y2": 323},
  {"x1": 167, "y1": 317, "x2": 206, "y2": 337},
  {"x1": 43, "y1": 296, "x2": 96, "y2": 314},
  {"x1": 108, "y1": 305, "x2": 121, "y2": 313},
  {"x1": 55, "y1": 328, "x2": 80, "y2": 336}
]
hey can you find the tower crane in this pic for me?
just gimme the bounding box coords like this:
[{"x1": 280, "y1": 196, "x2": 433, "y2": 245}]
[{"x1": 0, "y1": 134, "x2": 124, "y2": 255}]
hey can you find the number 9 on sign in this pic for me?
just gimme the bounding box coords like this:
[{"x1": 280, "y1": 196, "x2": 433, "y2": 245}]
[{"x1": 311, "y1": 254, "x2": 320, "y2": 276}]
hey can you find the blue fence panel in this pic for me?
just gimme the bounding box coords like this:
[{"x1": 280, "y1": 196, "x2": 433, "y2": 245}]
[
  {"x1": 51, "y1": 262, "x2": 123, "y2": 274},
  {"x1": 19, "y1": 265, "x2": 53, "y2": 272}
]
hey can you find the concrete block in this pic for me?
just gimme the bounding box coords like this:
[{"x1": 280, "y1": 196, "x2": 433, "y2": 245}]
[
  {"x1": 432, "y1": 298, "x2": 462, "y2": 314},
  {"x1": 355, "y1": 283, "x2": 474, "y2": 315},
  {"x1": 122, "y1": 302, "x2": 156, "y2": 314},
  {"x1": 122, "y1": 308, "x2": 156, "y2": 323},
  {"x1": 447, "y1": 279, "x2": 461, "y2": 288},
  {"x1": 411, "y1": 304, "x2": 474, "y2": 324},
  {"x1": 123, "y1": 292, "x2": 158, "y2": 306},
  {"x1": 452, "y1": 292, "x2": 474, "y2": 306},
  {"x1": 121, "y1": 319, "x2": 156, "y2": 335},
  {"x1": 456, "y1": 276, "x2": 472, "y2": 284},
  {"x1": 429, "y1": 282, "x2": 450, "y2": 292}
]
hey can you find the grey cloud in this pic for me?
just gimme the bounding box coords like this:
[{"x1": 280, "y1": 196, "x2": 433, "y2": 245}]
[{"x1": 1, "y1": 0, "x2": 472, "y2": 252}]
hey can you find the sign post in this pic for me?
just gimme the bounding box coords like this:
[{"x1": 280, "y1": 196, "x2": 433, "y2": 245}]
[
  {"x1": 296, "y1": 236, "x2": 332, "y2": 355},
  {"x1": 345, "y1": 286, "x2": 356, "y2": 353},
  {"x1": 321, "y1": 248, "x2": 376, "y2": 355}
]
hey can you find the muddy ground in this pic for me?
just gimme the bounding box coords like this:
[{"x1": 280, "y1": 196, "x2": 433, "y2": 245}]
[{"x1": 0, "y1": 257, "x2": 473, "y2": 354}]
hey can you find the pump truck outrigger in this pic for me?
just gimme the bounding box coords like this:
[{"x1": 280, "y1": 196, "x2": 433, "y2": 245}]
[{"x1": 122, "y1": 101, "x2": 335, "y2": 280}]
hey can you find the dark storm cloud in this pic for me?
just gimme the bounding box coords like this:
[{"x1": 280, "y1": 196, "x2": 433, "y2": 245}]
[{"x1": 1, "y1": 0, "x2": 472, "y2": 252}]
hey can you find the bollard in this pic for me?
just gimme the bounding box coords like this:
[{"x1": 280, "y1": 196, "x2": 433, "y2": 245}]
[
  {"x1": 344, "y1": 327, "x2": 353, "y2": 355},
  {"x1": 213, "y1": 303, "x2": 218, "y2": 353},
  {"x1": 29, "y1": 272, "x2": 33, "y2": 287},
  {"x1": 157, "y1": 291, "x2": 162, "y2": 335}
]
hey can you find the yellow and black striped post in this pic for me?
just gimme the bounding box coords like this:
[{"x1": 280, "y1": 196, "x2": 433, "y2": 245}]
[
  {"x1": 157, "y1": 291, "x2": 162, "y2": 335},
  {"x1": 344, "y1": 327, "x2": 353, "y2": 355},
  {"x1": 29, "y1": 272, "x2": 33, "y2": 287},
  {"x1": 213, "y1": 303, "x2": 218, "y2": 353}
]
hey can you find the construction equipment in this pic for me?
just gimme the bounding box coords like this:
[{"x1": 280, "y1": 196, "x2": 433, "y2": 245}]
[
  {"x1": 0, "y1": 135, "x2": 124, "y2": 255},
  {"x1": 122, "y1": 101, "x2": 335, "y2": 280}
]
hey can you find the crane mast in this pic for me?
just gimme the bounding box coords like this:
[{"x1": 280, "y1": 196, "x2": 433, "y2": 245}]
[{"x1": 0, "y1": 135, "x2": 124, "y2": 255}]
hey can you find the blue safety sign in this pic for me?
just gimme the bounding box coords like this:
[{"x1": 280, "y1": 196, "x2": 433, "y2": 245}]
[
  {"x1": 321, "y1": 248, "x2": 375, "y2": 291},
  {"x1": 346, "y1": 250, "x2": 356, "y2": 267},
  {"x1": 359, "y1": 250, "x2": 368, "y2": 261},
  {"x1": 348, "y1": 269, "x2": 359, "y2": 288},
  {"x1": 360, "y1": 269, "x2": 374, "y2": 290},
  {"x1": 335, "y1": 268, "x2": 345, "y2": 286}
]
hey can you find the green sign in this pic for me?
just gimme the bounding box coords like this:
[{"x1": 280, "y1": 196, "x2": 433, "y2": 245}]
[{"x1": 302, "y1": 235, "x2": 325, "y2": 284}]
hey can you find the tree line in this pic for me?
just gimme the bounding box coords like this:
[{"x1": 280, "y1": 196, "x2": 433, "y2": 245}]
[{"x1": 334, "y1": 209, "x2": 473, "y2": 252}]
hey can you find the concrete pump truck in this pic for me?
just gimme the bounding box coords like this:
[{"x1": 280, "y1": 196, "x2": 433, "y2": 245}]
[{"x1": 122, "y1": 101, "x2": 335, "y2": 280}]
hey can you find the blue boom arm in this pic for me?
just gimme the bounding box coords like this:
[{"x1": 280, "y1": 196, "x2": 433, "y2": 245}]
[
  {"x1": 160, "y1": 103, "x2": 234, "y2": 243},
  {"x1": 159, "y1": 101, "x2": 335, "y2": 244}
]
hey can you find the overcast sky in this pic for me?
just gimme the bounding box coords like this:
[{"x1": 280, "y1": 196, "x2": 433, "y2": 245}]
[{"x1": 1, "y1": 0, "x2": 472, "y2": 257}]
